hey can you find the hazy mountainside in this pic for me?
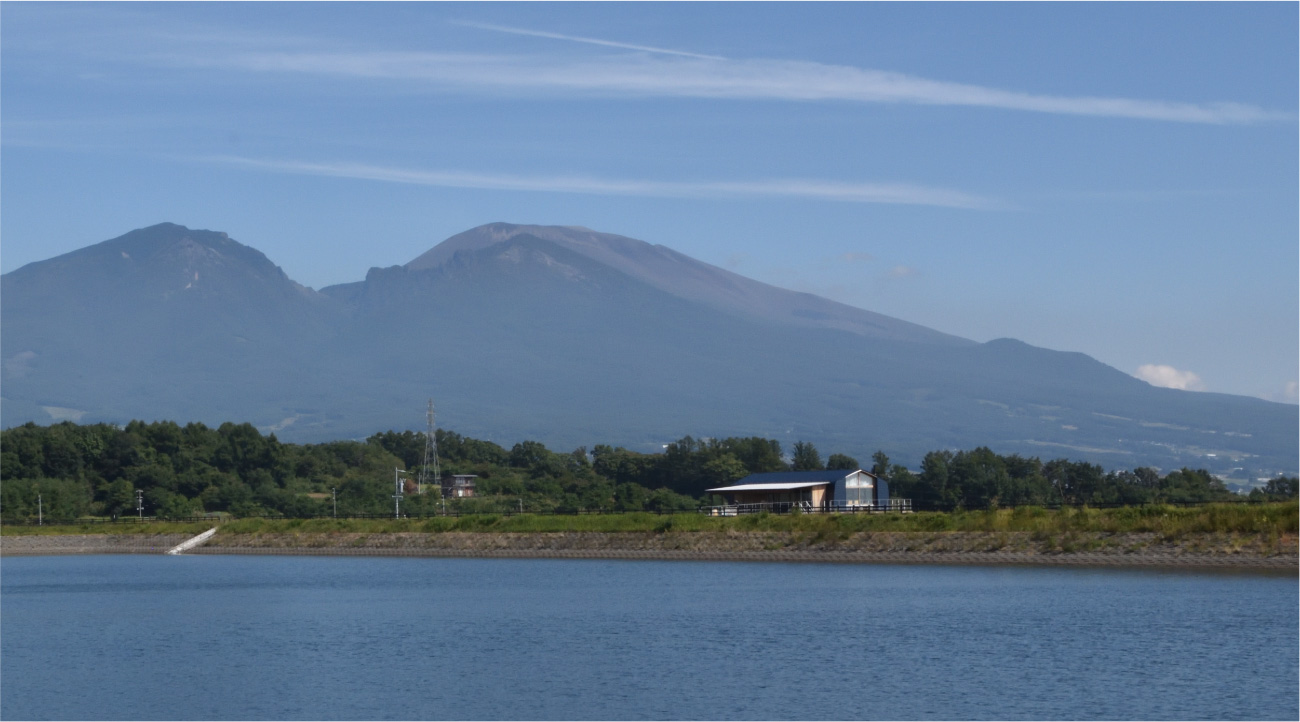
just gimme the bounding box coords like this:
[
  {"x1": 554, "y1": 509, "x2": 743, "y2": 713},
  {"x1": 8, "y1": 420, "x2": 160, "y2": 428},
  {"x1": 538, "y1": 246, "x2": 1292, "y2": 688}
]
[
  {"x1": 0, "y1": 223, "x2": 340, "y2": 426},
  {"x1": 404, "y1": 223, "x2": 969, "y2": 345},
  {"x1": 3, "y1": 222, "x2": 1296, "y2": 477}
]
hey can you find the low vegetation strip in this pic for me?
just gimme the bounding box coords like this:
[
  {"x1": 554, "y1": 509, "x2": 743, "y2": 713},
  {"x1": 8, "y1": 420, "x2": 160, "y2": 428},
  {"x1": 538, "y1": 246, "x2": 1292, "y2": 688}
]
[
  {"x1": 200, "y1": 528, "x2": 1297, "y2": 555},
  {"x1": 7, "y1": 529, "x2": 1294, "y2": 570},
  {"x1": 185, "y1": 545, "x2": 1299, "y2": 571},
  {"x1": 5, "y1": 502, "x2": 1295, "y2": 538},
  {"x1": 4, "y1": 504, "x2": 1294, "y2": 570},
  {"x1": 193, "y1": 501, "x2": 1300, "y2": 537}
]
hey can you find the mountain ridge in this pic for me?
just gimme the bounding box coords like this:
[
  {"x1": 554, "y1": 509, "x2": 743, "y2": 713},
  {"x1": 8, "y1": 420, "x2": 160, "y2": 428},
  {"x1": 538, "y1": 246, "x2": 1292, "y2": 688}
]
[{"x1": 3, "y1": 222, "x2": 1295, "y2": 477}]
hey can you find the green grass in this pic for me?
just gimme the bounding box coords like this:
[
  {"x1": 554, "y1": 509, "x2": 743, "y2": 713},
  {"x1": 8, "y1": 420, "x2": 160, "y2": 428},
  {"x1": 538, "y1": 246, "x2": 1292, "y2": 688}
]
[
  {"x1": 6, "y1": 502, "x2": 1295, "y2": 540},
  {"x1": 0, "y1": 521, "x2": 217, "y2": 536}
]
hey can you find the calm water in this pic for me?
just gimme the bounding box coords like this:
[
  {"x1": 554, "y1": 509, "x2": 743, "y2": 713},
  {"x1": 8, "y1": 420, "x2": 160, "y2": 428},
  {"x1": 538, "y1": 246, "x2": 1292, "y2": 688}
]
[{"x1": 1, "y1": 555, "x2": 1296, "y2": 721}]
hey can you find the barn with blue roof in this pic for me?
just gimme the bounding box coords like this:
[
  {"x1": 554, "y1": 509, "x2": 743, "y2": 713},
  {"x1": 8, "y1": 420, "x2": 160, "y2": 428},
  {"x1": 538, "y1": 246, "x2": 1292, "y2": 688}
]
[{"x1": 707, "y1": 468, "x2": 900, "y2": 514}]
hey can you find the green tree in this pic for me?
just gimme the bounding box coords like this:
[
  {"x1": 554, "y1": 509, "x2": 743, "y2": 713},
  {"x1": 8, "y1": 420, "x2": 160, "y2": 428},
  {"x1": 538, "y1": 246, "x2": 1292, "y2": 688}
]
[
  {"x1": 509, "y1": 440, "x2": 551, "y2": 469},
  {"x1": 702, "y1": 453, "x2": 748, "y2": 488},
  {"x1": 100, "y1": 479, "x2": 136, "y2": 517},
  {"x1": 717, "y1": 437, "x2": 785, "y2": 473},
  {"x1": 949, "y1": 447, "x2": 1011, "y2": 508},
  {"x1": 367, "y1": 430, "x2": 426, "y2": 470},
  {"x1": 870, "y1": 451, "x2": 891, "y2": 478},
  {"x1": 1250, "y1": 475, "x2": 1299, "y2": 501},
  {"x1": 791, "y1": 441, "x2": 822, "y2": 471},
  {"x1": 887, "y1": 464, "x2": 919, "y2": 500},
  {"x1": 826, "y1": 453, "x2": 859, "y2": 470},
  {"x1": 918, "y1": 450, "x2": 955, "y2": 508}
]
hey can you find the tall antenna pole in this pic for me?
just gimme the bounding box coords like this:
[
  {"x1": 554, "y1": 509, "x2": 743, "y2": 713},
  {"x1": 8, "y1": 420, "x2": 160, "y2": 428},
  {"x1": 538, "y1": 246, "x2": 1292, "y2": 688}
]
[
  {"x1": 38, "y1": 494, "x2": 42, "y2": 526},
  {"x1": 394, "y1": 468, "x2": 405, "y2": 519},
  {"x1": 136, "y1": 490, "x2": 144, "y2": 520},
  {"x1": 418, "y1": 399, "x2": 439, "y2": 496}
]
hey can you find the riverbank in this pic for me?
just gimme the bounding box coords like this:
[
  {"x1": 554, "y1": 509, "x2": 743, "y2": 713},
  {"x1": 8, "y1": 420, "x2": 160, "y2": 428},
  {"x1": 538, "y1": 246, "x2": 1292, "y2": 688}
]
[{"x1": 4, "y1": 529, "x2": 1295, "y2": 571}]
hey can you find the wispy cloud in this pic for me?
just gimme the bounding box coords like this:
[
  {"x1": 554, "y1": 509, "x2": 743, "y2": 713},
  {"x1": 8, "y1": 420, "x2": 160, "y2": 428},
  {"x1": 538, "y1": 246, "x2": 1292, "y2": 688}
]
[
  {"x1": 1135, "y1": 364, "x2": 1207, "y2": 391},
  {"x1": 181, "y1": 45, "x2": 1290, "y2": 125},
  {"x1": 12, "y1": 7, "x2": 1289, "y2": 126},
  {"x1": 451, "y1": 20, "x2": 726, "y2": 60},
  {"x1": 189, "y1": 155, "x2": 1004, "y2": 209},
  {"x1": 887, "y1": 265, "x2": 920, "y2": 278}
]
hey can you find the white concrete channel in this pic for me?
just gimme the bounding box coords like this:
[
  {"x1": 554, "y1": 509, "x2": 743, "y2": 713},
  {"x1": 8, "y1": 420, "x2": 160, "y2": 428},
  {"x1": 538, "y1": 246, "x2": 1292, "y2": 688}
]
[{"x1": 166, "y1": 528, "x2": 217, "y2": 555}]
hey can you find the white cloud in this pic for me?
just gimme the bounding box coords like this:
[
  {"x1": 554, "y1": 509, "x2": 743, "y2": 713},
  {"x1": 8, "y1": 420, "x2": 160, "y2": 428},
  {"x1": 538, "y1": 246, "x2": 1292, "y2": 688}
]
[
  {"x1": 1135, "y1": 364, "x2": 1207, "y2": 391},
  {"x1": 187, "y1": 47, "x2": 1289, "y2": 125},
  {"x1": 19, "y1": 10, "x2": 1287, "y2": 125},
  {"x1": 888, "y1": 265, "x2": 920, "y2": 278},
  {"x1": 840, "y1": 252, "x2": 875, "y2": 263},
  {"x1": 1259, "y1": 381, "x2": 1299, "y2": 404},
  {"x1": 189, "y1": 155, "x2": 1003, "y2": 209},
  {"x1": 451, "y1": 21, "x2": 726, "y2": 60}
]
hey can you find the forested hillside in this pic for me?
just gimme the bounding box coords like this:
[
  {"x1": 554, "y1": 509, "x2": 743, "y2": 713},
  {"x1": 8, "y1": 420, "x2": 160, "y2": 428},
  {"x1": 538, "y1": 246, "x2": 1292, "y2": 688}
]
[{"x1": 2, "y1": 421, "x2": 1293, "y2": 521}]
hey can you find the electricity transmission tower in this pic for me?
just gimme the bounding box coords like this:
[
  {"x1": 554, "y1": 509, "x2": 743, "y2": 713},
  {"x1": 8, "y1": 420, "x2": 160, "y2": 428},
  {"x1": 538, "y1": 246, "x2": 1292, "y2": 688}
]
[{"x1": 417, "y1": 399, "x2": 440, "y2": 495}]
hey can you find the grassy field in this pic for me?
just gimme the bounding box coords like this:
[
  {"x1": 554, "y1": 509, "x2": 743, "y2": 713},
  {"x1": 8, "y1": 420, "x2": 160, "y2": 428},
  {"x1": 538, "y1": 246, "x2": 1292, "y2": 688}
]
[{"x1": 4, "y1": 502, "x2": 1295, "y2": 541}]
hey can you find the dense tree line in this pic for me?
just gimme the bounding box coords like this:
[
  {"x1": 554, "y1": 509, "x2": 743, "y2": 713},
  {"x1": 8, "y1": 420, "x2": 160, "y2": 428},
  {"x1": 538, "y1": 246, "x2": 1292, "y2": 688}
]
[
  {"x1": 1, "y1": 421, "x2": 1294, "y2": 521},
  {"x1": 873, "y1": 448, "x2": 1290, "y2": 509}
]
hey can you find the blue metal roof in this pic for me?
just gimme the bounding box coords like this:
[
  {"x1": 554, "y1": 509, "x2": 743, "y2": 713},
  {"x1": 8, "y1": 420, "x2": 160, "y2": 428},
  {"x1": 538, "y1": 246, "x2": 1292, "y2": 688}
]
[{"x1": 729, "y1": 469, "x2": 867, "y2": 486}]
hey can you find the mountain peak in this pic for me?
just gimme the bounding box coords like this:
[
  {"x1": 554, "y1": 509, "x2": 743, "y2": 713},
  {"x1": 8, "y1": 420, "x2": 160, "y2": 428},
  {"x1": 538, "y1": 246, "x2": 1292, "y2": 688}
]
[
  {"x1": 405, "y1": 223, "x2": 646, "y2": 271},
  {"x1": 406, "y1": 222, "x2": 971, "y2": 346},
  {"x1": 3, "y1": 223, "x2": 315, "y2": 303},
  {"x1": 9, "y1": 222, "x2": 255, "y2": 273}
]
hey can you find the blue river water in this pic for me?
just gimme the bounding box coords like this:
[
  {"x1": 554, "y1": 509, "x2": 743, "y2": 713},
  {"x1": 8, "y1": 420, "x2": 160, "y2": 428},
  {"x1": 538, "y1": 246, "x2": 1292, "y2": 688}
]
[{"x1": 2, "y1": 555, "x2": 1296, "y2": 720}]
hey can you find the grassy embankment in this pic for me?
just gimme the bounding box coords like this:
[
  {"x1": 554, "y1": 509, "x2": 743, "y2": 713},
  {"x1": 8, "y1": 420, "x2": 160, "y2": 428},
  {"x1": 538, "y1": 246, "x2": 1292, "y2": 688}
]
[
  {"x1": 238, "y1": 502, "x2": 1293, "y2": 538},
  {"x1": 9, "y1": 502, "x2": 1292, "y2": 541}
]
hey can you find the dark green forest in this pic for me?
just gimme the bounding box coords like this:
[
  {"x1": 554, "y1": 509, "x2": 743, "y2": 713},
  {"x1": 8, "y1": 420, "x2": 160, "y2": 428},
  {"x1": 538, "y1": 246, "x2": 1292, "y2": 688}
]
[{"x1": 1, "y1": 420, "x2": 1295, "y2": 521}]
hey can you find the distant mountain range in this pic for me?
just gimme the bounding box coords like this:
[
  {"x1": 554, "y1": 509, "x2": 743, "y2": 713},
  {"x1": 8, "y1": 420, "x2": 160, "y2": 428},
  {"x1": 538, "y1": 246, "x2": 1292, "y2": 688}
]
[{"x1": 3, "y1": 222, "x2": 1295, "y2": 477}]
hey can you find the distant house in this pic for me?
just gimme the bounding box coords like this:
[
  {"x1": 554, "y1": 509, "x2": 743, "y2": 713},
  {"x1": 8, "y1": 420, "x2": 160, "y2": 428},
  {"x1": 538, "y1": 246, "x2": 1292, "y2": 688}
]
[
  {"x1": 441, "y1": 474, "x2": 477, "y2": 498},
  {"x1": 706, "y1": 469, "x2": 905, "y2": 514}
]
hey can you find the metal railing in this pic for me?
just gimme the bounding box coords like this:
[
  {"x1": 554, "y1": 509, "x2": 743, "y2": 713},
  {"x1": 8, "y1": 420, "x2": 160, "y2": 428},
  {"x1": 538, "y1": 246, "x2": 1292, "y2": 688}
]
[
  {"x1": 706, "y1": 499, "x2": 914, "y2": 516},
  {"x1": 1, "y1": 508, "x2": 694, "y2": 526},
  {"x1": 3, "y1": 496, "x2": 1285, "y2": 526}
]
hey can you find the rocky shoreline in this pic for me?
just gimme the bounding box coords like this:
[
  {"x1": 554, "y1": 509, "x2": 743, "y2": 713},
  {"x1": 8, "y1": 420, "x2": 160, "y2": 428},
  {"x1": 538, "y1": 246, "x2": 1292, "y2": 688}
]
[
  {"x1": 0, "y1": 533, "x2": 193, "y2": 556},
  {"x1": 4, "y1": 530, "x2": 1296, "y2": 571}
]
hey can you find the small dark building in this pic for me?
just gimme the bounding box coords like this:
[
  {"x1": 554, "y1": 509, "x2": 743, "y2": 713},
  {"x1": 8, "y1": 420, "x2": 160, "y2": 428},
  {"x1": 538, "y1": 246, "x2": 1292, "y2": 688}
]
[{"x1": 441, "y1": 474, "x2": 477, "y2": 498}]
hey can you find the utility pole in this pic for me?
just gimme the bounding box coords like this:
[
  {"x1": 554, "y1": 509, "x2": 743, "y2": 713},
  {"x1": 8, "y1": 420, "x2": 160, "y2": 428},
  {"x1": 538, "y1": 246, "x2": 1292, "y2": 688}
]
[
  {"x1": 136, "y1": 490, "x2": 144, "y2": 520},
  {"x1": 393, "y1": 468, "x2": 405, "y2": 519},
  {"x1": 37, "y1": 494, "x2": 42, "y2": 526},
  {"x1": 332, "y1": 488, "x2": 337, "y2": 518}
]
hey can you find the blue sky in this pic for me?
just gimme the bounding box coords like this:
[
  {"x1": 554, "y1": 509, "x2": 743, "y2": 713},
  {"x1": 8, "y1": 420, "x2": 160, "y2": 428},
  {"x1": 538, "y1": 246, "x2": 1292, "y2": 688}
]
[{"x1": 2, "y1": 2, "x2": 1296, "y2": 403}]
